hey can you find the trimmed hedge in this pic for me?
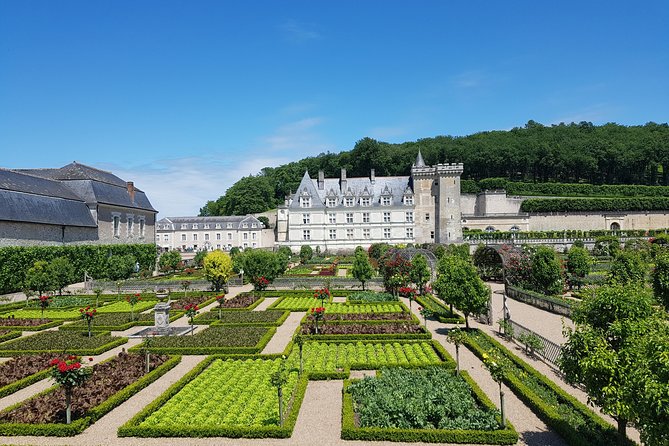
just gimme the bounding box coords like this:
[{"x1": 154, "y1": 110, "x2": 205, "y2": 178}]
[
  {"x1": 415, "y1": 294, "x2": 465, "y2": 324},
  {"x1": 0, "y1": 243, "x2": 157, "y2": 294},
  {"x1": 0, "y1": 331, "x2": 21, "y2": 343},
  {"x1": 341, "y1": 371, "x2": 518, "y2": 444},
  {"x1": 59, "y1": 312, "x2": 184, "y2": 332},
  {"x1": 0, "y1": 368, "x2": 52, "y2": 399},
  {"x1": 198, "y1": 310, "x2": 290, "y2": 326},
  {"x1": 521, "y1": 197, "x2": 669, "y2": 213},
  {"x1": 0, "y1": 320, "x2": 63, "y2": 331},
  {"x1": 298, "y1": 312, "x2": 420, "y2": 326},
  {"x1": 118, "y1": 355, "x2": 310, "y2": 438},
  {"x1": 299, "y1": 330, "x2": 432, "y2": 341},
  {"x1": 0, "y1": 355, "x2": 180, "y2": 436},
  {"x1": 0, "y1": 331, "x2": 128, "y2": 356},
  {"x1": 478, "y1": 178, "x2": 669, "y2": 198},
  {"x1": 463, "y1": 329, "x2": 634, "y2": 446}
]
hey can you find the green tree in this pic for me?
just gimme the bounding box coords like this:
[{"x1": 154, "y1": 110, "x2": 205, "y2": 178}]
[
  {"x1": 159, "y1": 250, "x2": 182, "y2": 273},
  {"x1": 443, "y1": 244, "x2": 470, "y2": 261},
  {"x1": 652, "y1": 252, "x2": 669, "y2": 310},
  {"x1": 299, "y1": 245, "x2": 313, "y2": 264},
  {"x1": 608, "y1": 251, "x2": 647, "y2": 286},
  {"x1": 235, "y1": 249, "x2": 282, "y2": 287},
  {"x1": 472, "y1": 245, "x2": 503, "y2": 281},
  {"x1": 559, "y1": 284, "x2": 653, "y2": 441},
  {"x1": 352, "y1": 250, "x2": 374, "y2": 290},
  {"x1": 276, "y1": 246, "x2": 292, "y2": 274},
  {"x1": 48, "y1": 257, "x2": 75, "y2": 296},
  {"x1": 529, "y1": 246, "x2": 563, "y2": 295},
  {"x1": 192, "y1": 250, "x2": 207, "y2": 268},
  {"x1": 203, "y1": 251, "x2": 233, "y2": 292},
  {"x1": 257, "y1": 216, "x2": 270, "y2": 228},
  {"x1": 566, "y1": 246, "x2": 591, "y2": 289},
  {"x1": 24, "y1": 261, "x2": 54, "y2": 296},
  {"x1": 106, "y1": 255, "x2": 136, "y2": 281},
  {"x1": 593, "y1": 235, "x2": 621, "y2": 257},
  {"x1": 433, "y1": 255, "x2": 489, "y2": 328},
  {"x1": 409, "y1": 254, "x2": 431, "y2": 294}
]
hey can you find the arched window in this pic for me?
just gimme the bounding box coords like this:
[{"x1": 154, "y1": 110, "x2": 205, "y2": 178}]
[
  {"x1": 610, "y1": 222, "x2": 621, "y2": 231},
  {"x1": 510, "y1": 225, "x2": 520, "y2": 232},
  {"x1": 485, "y1": 226, "x2": 496, "y2": 233}
]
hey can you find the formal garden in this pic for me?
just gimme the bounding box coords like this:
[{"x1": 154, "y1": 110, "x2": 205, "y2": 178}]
[{"x1": 0, "y1": 238, "x2": 666, "y2": 445}]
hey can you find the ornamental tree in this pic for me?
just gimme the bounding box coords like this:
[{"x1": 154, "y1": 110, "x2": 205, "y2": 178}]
[
  {"x1": 39, "y1": 295, "x2": 51, "y2": 318},
  {"x1": 299, "y1": 245, "x2": 313, "y2": 264},
  {"x1": 106, "y1": 254, "x2": 136, "y2": 281},
  {"x1": 184, "y1": 304, "x2": 199, "y2": 335},
  {"x1": 379, "y1": 252, "x2": 411, "y2": 295},
  {"x1": 446, "y1": 327, "x2": 467, "y2": 375},
  {"x1": 24, "y1": 260, "x2": 55, "y2": 297},
  {"x1": 79, "y1": 306, "x2": 97, "y2": 338},
  {"x1": 481, "y1": 351, "x2": 508, "y2": 428},
  {"x1": 215, "y1": 294, "x2": 226, "y2": 320},
  {"x1": 409, "y1": 254, "x2": 431, "y2": 295},
  {"x1": 310, "y1": 307, "x2": 325, "y2": 334},
  {"x1": 313, "y1": 287, "x2": 330, "y2": 307},
  {"x1": 234, "y1": 249, "x2": 282, "y2": 289},
  {"x1": 529, "y1": 246, "x2": 563, "y2": 295},
  {"x1": 608, "y1": 251, "x2": 647, "y2": 286},
  {"x1": 159, "y1": 250, "x2": 182, "y2": 273},
  {"x1": 270, "y1": 356, "x2": 289, "y2": 425},
  {"x1": 48, "y1": 257, "x2": 75, "y2": 296},
  {"x1": 126, "y1": 293, "x2": 141, "y2": 321},
  {"x1": 203, "y1": 250, "x2": 233, "y2": 292},
  {"x1": 50, "y1": 355, "x2": 91, "y2": 424},
  {"x1": 566, "y1": 245, "x2": 591, "y2": 289},
  {"x1": 433, "y1": 255, "x2": 489, "y2": 328},
  {"x1": 352, "y1": 250, "x2": 374, "y2": 290}
]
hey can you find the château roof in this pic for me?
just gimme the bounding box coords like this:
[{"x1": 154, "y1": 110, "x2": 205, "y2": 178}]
[
  {"x1": 156, "y1": 215, "x2": 264, "y2": 231},
  {"x1": 414, "y1": 150, "x2": 426, "y2": 167}
]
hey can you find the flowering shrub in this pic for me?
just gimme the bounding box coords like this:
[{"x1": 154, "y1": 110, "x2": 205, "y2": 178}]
[
  {"x1": 79, "y1": 306, "x2": 97, "y2": 338},
  {"x1": 184, "y1": 304, "x2": 199, "y2": 334},
  {"x1": 252, "y1": 276, "x2": 270, "y2": 291},
  {"x1": 50, "y1": 355, "x2": 91, "y2": 424},
  {"x1": 310, "y1": 307, "x2": 326, "y2": 334},
  {"x1": 398, "y1": 286, "x2": 417, "y2": 298},
  {"x1": 313, "y1": 287, "x2": 330, "y2": 306},
  {"x1": 39, "y1": 295, "x2": 51, "y2": 318}
]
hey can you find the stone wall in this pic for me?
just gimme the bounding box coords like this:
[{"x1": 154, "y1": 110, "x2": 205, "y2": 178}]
[{"x1": 0, "y1": 221, "x2": 98, "y2": 247}]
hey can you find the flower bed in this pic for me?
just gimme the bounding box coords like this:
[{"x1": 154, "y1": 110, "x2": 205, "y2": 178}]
[
  {"x1": 463, "y1": 329, "x2": 632, "y2": 446},
  {"x1": 342, "y1": 367, "x2": 518, "y2": 444},
  {"x1": 0, "y1": 317, "x2": 62, "y2": 331},
  {"x1": 1, "y1": 309, "x2": 82, "y2": 320},
  {"x1": 0, "y1": 353, "x2": 64, "y2": 398},
  {"x1": 194, "y1": 310, "x2": 289, "y2": 326},
  {"x1": 415, "y1": 294, "x2": 465, "y2": 324},
  {"x1": 218, "y1": 293, "x2": 263, "y2": 309},
  {"x1": 269, "y1": 297, "x2": 405, "y2": 313},
  {"x1": 0, "y1": 330, "x2": 127, "y2": 356},
  {"x1": 129, "y1": 326, "x2": 275, "y2": 355},
  {"x1": 0, "y1": 352, "x2": 180, "y2": 436},
  {"x1": 300, "y1": 322, "x2": 426, "y2": 336},
  {"x1": 119, "y1": 356, "x2": 308, "y2": 438},
  {"x1": 59, "y1": 312, "x2": 184, "y2": 332},
  {"x1": 95, "y1": 300, "x2": 158, "y2": 314},
  {"x1": 169, "y1": 295, "x2": 215, "y2": 310}
]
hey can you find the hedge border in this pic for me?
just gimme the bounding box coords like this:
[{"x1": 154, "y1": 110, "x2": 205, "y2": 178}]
[
  {"x1": 0, "y1": 367, "x2": 52, "y2": 399},
  {"x1": 341, "y1": 371, "x2": 518, "y2": 444},
  {"x1": 298, "y1": 311, "x2": 420, "y2": 326},
  {"x1": 0, "y1": 354, "x2": 181, "y2": 436},
  {"x1": 58, "y1": 312, "x2": 184, "y2": 332},
  {"x1": 463, "y1": 329, "x2": 634, "y2": 446},
  {"x1": 0, "y1": 332, "x2": 128, "y2": 357},
  {"x1": 268, "y1": 296, "x2": 408, "y2": 313},
  {"x1": 299, "y1": 329, "x2": 432, "y2": 342},
  {"x1": 127, "y1": 326, "x2": 277, "y2": 355},
  {"x1": 118, "y1": 356, "x2": 310, "y2": 438},
  {"x1": 415, "y1": 294, "x2": 465, "y2": 324},
  {"x1": 0, "y1": 331, "x2": 22, "y2": 343},
  {"x1": 0, "y1": 320, "x2": 63, "y2": 332},
  {"x1": 196, "y1": 310, "x2": 290, "y2": 327}
]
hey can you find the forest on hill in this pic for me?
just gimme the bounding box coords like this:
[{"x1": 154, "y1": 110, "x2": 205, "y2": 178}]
[{"x1": 200, "y1": 121, "x2": 669, "y2": 216}]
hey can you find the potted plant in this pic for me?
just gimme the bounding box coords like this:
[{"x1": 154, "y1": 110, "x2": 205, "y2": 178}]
[{"x1": 155, "y1": 288, "x2": 169, "y2": 300}]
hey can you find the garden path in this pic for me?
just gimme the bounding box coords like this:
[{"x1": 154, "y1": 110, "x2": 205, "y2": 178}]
[
  {"x1": 253, "y1": 297, "x2": 278, "y2": 311},
  {"x1": 261, "y1": 311, "x2": 304, "y2": 354}
]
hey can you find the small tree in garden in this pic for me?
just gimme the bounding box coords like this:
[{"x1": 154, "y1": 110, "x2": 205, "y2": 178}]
[
  {"x1": 482, "y1": 351, "x2": 508, "y2": 428},
  {"x1": 126, "y1": 293, "x2": 141, "y2": 321},
  {"x1": 115, "y1": 281, "x2": 123, "y2": 302},
  {"x1": 313, "y1": 287, "x2": 330, "y2": 307},
  {"x1": 93, "y1": 287, "x2": 103, "y2": 308},
  {"x1": 446, "y1": 327, "x2": 467, "y2": 375},
  {"x1": 294, "y1": 334, "x2": 304, "y2": 374},
  {"x1": 24, "y1": 260, "x2": 54, "y2": 297},
  {"x1": 215, "y1": 294, "x2": 226, "y2": 320},
  {"x1": 48, "y1": 257, "x2": 75, "y2": 296},
  {"x1": 142, "y1": 335, "x2": 153, "y2": 373},
  {"x1": 418, "y1": 306, "x2": 432, "y2": 328},
  {"x1": 409, "y1": 254, "x2": 431, "y2": 295},
  {"x1": 497, "y1": 318, "x2": 514, "y2": 340},
  {"x1": 184, "y1": 304, "x2": 199, "y2": 335},
  {"x1": 566, "y1": 245, "x2": 591, "y2": 289},
  {"x1": 203, "y1": 250, "x2": 233, "y2": 292},
  {"x1": 181, "y1": 280, "x2": 191, "y2": 299},
  {"x1": 352, "y1": 250, "x2": 374, "y2": 290},
  {"x1": 299, "y1": 245, "x2": 313, "y2": 264},
  {"x1": 609, "y1": 251, "x2": 647, "y2": 286},
  {"x1": 529, "y1": 246, "x2": 563, "y2": 295},
  {"x1": 39, "y1": 295, "x2": 51, "y2": 318},
  {"x1": 79, "y1": 306, "x2": 96, "y2": 338},
  {"x1": 399, "y1": 286, "x2": 417, "y2": 309},
  {"x1": 310, "y1": 307, "x2": 325, "y2": 334},
  {"x1": 270, "y1": 356, "x2": 289, "y2": 425},
  {"x1": 433, "y1": 255, "x2": 489, "y2": 328},
  {"x1": 518, "y1": 332, "x2": 544, "y2": 357},
  {"x1": 50, "y1": 355, "x2": 91, "y2": 424},
  {"x1": 159, "y1": 250, "x2": 182, "y2": 273},
  {"x1": 106, "y1": 254, "x2": 136, "y2": 281}
]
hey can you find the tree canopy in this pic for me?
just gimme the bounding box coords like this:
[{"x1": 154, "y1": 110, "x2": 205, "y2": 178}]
[
  {"x1": 203, "y1": 250, "x2": 233, "y2": 292},
  {"x1": 433, "y1": 255, "x2": 489, "y2": 328}
]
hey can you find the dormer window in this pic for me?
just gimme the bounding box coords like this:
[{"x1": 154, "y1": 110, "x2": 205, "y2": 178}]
[
  {"x1": 242, "y1": 223, "x2": 248, "y2": 228},
  {"x1": 192, "y1": 224, "x2": 198, "y2": 229},
  {"x1": 345, "y1": 197, "x2": 354, "y2": 207},
  {"x1": 361, "y1": 197, "x2": 371, "y2": 206},
  {"x1": 300, "y1": 196, "x2": 311, "y2": 208},
  {"x1": 227, "y1": 223, "x2": 233, "y2": 228},
  {"x1": 181, "y1": 224, "x2": 188, "y2": 229},
  {"x1": 327, "y1": 197, "x2": 336, "y2": 207},
  {"x1": 251, "y1": 223, "x2": 257, "y2": 228},
  {"x1": 403, "y1": 195, "x2": 414, "y2": 205},
  {"x1": 204, "y1": 224, "x2": 210, "y2": 229},
  {"x1": 382, "y1": 196, "x2": 391, "y2": 206}
]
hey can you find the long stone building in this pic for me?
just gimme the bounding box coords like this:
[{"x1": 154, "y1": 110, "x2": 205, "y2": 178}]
[{"x1": 0, "y1": 162, "x2": 157, "y2": 247}]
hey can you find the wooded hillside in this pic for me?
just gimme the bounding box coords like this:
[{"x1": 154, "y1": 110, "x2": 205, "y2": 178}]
[{"x1": 200, "y1": 121, "x2": 669, "y2": 216}]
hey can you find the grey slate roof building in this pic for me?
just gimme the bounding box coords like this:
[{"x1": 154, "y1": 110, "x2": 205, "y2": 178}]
[{"x1": 0, "y1": 162, "x2": 157, "y2": 247}]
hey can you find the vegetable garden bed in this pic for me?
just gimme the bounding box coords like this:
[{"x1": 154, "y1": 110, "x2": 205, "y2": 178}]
[
  {"x1": 415, "y1": 294, "x2": 465, "y2": 324},
  {"x1": 129, "y1": 326, "x2": 276, "y2": 355},
  {"x1": 0, "y1": 331, "x2": 127, "y2": 356},
  {"x1": 269, "y1": 298, "x2": 405, "y2": 313},
  {"x1": 299, "y1": 322, "x2": 428, "y2": 337},
  {"x1": 342, "y1": 367, "x2": 518, "y2": 444},
  {"x1": 119, "y1": 357, "x2": 307, "y2": 438},
  {"x1": 95, "y1": 300, "x2": 158, "y2": 314},
  {"x1": 0, "y1": 318, "x2": 63, "y2": 331},
  {"x1": 0, "y1": 353, "x2": 64, "y2": 398},
  {"x1": 0, "y1": 330, "x2": 21, "y2": 343},
  {"x1": 59, "y1": 312, "x2": 184, "y2": 332},
  {"x1": 215, "y1": 293, "x2": 263, "y2": 310},
  {"x1": 194, "y1": 310, "x2": 289, "y2": 326},
  {"x1": 0, "y1": 352, "x2": 180, "y2": 436}
]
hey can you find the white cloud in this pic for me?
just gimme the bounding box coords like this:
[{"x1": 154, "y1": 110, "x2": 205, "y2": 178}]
[
  {"x1": 279, "y1": 20, "x2": 321, "y2": 43},
  {"x1": 262, "y1": 117, "x2": 329, "y2": 154}
]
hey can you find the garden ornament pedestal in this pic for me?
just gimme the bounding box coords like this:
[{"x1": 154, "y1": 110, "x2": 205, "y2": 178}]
[{"x1": 129, "y1": 302, "x2": 194, "y2": 338}]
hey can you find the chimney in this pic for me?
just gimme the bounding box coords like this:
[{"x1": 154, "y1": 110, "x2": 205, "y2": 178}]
[
  {"x1": 318, "y1": 170, "x2": 324, "y2": 190},
  {"x1": 126, "y1": 181, "x2": 135, "y2": 202},
  {"x1": 340, "y1": 168, "x2": 347, "y2": 193},
  {"x1": 370, "y1": 168, "x2": 375, "y2": 184}
]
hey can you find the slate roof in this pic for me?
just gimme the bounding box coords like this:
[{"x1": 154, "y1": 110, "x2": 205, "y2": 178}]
[
  {"x1": 19, "y1": 162, "x2": 127, "y2": 187},
  {"x1": 157, "y1": 215, "x2": 264, "y2": 231},
  {"x1": 289, "y1": 171, "x2": 413, "y2": 209}
]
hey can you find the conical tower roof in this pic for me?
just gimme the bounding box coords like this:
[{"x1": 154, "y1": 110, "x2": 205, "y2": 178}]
[{"x1": 414, "y1": 150, "x2": 426, "y2": 167}]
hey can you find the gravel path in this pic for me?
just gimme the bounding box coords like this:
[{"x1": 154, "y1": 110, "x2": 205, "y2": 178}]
[{"x1": 261, "y1": 311, "x2": 304, "y2": 354}]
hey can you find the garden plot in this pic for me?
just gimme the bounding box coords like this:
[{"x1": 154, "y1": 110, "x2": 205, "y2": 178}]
[
  {"x1": 270, "y1": 297, "x2": 405, "y2": 313},
  {"x1": 193, "y1": 309, "x2": 288, "y2": 326},
  {"x1": 0, "y1": 330, "x2": 127, "y2": 356}
]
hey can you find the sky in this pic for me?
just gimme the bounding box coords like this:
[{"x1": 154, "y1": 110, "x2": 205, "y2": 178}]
[{"x1": 1, "y1": 1, "x2": 668, "y2": 217}]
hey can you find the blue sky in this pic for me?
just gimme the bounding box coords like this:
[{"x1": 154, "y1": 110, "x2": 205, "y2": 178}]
[{"x1": 1, "y1": 1, "x2": 668, "y2": 216}]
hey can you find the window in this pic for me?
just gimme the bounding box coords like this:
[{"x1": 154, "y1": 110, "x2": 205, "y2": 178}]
[
  {"x1": 227, "y1": 233, "x2": 232, "y2": 240},
  {"x1": 382, "y1": 196, "x2": 391, "y2": 206},
  {"x1": 361, "y1": 197, "x2": 371, "y2": 206},
  {"x1": 405, "y1": 211, "x2": 414, "y2": 222},
  {"x1": 227, "y1": 223, "x2": 233, "y2": 228},
  {"x1": 204, "y1": 224, "x2": 210, "y2": 229},
  {"x1": 303, "y1": 229, "x2": 311, "y2": 240},
  {"x1": 485, "y1": 226, "x2": 496, "y2": 233},
  {"x1": 216, "y1": 244, "x2": 221, "y2": 249},
  {"x1": 302, "y1": 213, "x2": 310, "y2": 224},
  {"x1": 181, "y1": 234, "x2": 187, "y2": 241},
  {"x1": 362, "y1": 212, "x2": 370, "y2": 223},
  {"x1": 430, "y1": 231, "x2": 435, "y2": 239},
  {"x1": 242, "y1": 223, "x2": 248, "y2": 228},
  {"x1": 252, "y1": 242, "x2": 257, "y2": 248},
  {"x1": 181, "y1": 224, "x2": 188, "y2": 229},
  {"x1": 204, "y1": 233, "x2": 210, "y2": 241},
  {"x1": 164, "y1": 234, "x2": 169, "y2": 241},
  {"x1": 113, "y1": 215, "x2": 120, "y2": 237},
  {"x1": 610, "y1": 222, "x2": 621, "y2": 231},
  {"x1": 139, "y1": 218, "x2": 145, "y2": 237},
  {"x1": 346, "y1": 213, "x2": 353, "y2": 224},
  {"x1": 216, "y1": 233, "x2": 221, "y2": 240},
  {"x1": 345, "y1": 197, "x2": 354, "y2": 207},
  {"x1": 406, "y1": 228, "x2": 413, "y2": 239},
  {"x1": 127, "y1": 217, "x2": 134, "y2": 237},
  {"x1": 300, "y1": 197, "x2": 311, "y2": 208},
  {"x1": 329, "y1": 229, "x2": 337, "y2": 240},
  {"x1": 243, "y1": 243, "x2": 248, "y2": 248},
  {"x1": 404, "y1": 195, "x2": 414, "y2": 205},
  {"x1": 251, "y1": 223, "x2": 257, "y2": 228},
  {"x1": 193, "y1": 233, "x2": 198, "y2": 241},
  {"x1": 193, "y1": 224, "x2": 198, "y2": 229},
  {"x1": 328, "y1": 213, "x2": 336, "y2": 224},
  {"x1": 425, "y1": 213, "x2": 430, "y2": 221},
  {"x1": 347, "y1": 228, "x2": 354, "y2": 239},
  {"x1": 510, "y1": 226, "x2": 520, "y2": 232},
  {"x1": 252, "y1": 232, "x2": 257, "y2": 240},
  {"x1": 383, "y1": 212, "x2": 391, "y2": 223},
  {"x1": 243, "y1": 232, "x2": 248, "y2": 240},
  {"x1": 327, "y1": 198, "x2": 336, "y2": 207},
  {"x1": 383, "y1": 228, "x2": 391, "y2": 239},
  {"x1": 363, "y1": 228, "x2": 370, "y2": 239},
  {"x1": 215, "y1": 224, "x2": 221, "y2": 229}
]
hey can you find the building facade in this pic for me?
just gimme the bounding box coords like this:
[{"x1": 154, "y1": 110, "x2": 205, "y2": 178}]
[
  {"x1": 155, "y1": 215, "x2": 273, "y2": 252},
  {"x1": 0, "y1": 162, "x2": 157, "y2": 247}
]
